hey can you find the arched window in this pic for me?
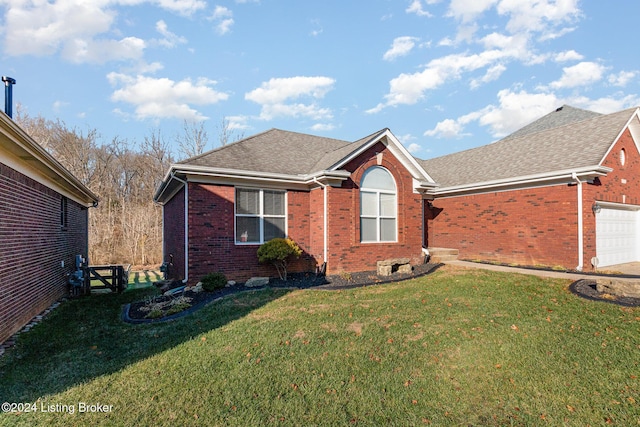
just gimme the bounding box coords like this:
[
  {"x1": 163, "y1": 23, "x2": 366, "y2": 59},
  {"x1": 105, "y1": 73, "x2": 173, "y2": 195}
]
[{"x1": 360, "y1": 166, "x2": 397, "y2": 242}]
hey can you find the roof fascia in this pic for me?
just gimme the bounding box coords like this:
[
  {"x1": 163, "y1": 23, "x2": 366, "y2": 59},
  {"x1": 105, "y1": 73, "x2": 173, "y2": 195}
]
[
  {"x1": 154, "y1": 165, "x2": 352, "y2": 203},
  {"x1": 328, "y1": 129, "x2": 436, "y2": 183},
  {"x1": 598, "y1": 108, "x2": 640, "y2": 165},
  {"x1": 0, "y1": 112, "x2": 99, "y2": 206},
  {"x1": 428, "y1": 165, "x2": 612, "y2": 198}
]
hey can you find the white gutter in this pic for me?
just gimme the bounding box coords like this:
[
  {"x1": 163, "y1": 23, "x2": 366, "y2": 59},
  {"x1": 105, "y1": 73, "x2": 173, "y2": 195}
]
[
  {"x1": 169, "y1": 172, "x2": 189, "y2": 283},
  {"x1": 313, "y1": 177, "x2": 328, "y2": 266},
  {"x1": 428, "y1": 165, "x2": 612, "y2": 197},
  {"x1": 572, "y1": 172, "x2": 584, "y2": 271}
]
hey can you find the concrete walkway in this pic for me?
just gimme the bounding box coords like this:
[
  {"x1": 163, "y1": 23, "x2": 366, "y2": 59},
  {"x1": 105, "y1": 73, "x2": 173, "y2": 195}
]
[{"x1": 445, "y1": 260, "x2": 640, "y2": 282}]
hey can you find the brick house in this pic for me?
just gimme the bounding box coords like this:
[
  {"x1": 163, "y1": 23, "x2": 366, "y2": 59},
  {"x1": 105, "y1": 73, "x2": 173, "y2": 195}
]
[
  {"x1": 0, "y1": 112, "x2": 98, "y2": 344},
  {"x1": 154, "y1": 128, "x2": 436, "y2": 283},
  {"x1": 422, "y1": 106, "x2": 640, "y2": 271},
  {"x1": 155, "y1": 105, "x2": 640, "y2": 283}
]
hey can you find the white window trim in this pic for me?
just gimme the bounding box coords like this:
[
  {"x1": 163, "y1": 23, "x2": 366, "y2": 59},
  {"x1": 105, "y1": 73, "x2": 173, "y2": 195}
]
[
  {"x1": 235, "y1": 187, "x2": 287, "y2": 245},
  {"x1": 360, "y1": 167, "x2": 397, "y2": 243}
]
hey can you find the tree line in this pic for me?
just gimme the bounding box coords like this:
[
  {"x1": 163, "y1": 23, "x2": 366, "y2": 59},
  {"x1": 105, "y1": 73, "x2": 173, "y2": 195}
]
[{"x1": 16, "y1": 108, "x2": 242, "y2": 267}]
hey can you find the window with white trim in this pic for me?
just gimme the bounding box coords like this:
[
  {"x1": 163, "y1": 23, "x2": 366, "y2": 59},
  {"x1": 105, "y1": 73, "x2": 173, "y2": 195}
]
[
  {"x1": 235, "y1": 188, "x2": 286, "y2": 244},
  {"x1": 360, "y1": 166, "x2": 397, "y2": 242}
]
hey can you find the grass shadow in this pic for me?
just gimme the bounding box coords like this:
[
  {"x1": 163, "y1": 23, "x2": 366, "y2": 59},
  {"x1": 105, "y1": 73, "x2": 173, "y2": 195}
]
[{"x1": 0, "y1": 286, "x2": 291, "y2": 402}]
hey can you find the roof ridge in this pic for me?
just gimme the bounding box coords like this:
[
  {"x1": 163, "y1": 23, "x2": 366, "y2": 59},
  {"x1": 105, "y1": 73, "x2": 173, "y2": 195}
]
[{"x1": 178, "y1": 128, "x2": 278, "y2": 164}]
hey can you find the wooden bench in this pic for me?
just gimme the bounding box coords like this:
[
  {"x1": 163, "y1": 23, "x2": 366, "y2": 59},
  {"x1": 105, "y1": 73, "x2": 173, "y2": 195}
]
[{"x1": 377, "y1": 257, "x2": 412, "y2": 276}]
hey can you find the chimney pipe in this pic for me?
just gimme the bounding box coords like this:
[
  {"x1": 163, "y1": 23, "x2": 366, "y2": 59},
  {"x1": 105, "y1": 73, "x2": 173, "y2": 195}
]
[{"x1": 2, "y1": 76, "x2": 16, "y2": 118}]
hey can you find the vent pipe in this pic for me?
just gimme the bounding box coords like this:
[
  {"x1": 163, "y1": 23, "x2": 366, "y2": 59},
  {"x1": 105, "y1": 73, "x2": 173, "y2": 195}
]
[{"x1": 2, "y1": 76, "x2": 16, "y2": 118}]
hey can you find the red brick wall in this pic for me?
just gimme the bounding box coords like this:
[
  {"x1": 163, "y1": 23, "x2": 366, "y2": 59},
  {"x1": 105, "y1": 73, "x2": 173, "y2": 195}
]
[
  {"x1": 428, "y1": 185, "x2": 580, "y2": 269},
  {"x1": 325, "y1": 142, "x2": 425, "y2": 274},
  {"x1": 583, "y1": 128, "x2": 640, "y2": 267},
  {"x1": 308, "y1": 187, "x2": 326, "y2": 266},
  {"x1": 428, "y1": 128, "x2": 640, "y2": 270},
  {"x1": 185, "y1": 183, "x2": 316, "y2": 283},
  {"x1": 162, "y1": 186, "x2": 185, "y2": 280},
  {"x1": 0, "y1": 163, "x2": 89, "y2": 344}
]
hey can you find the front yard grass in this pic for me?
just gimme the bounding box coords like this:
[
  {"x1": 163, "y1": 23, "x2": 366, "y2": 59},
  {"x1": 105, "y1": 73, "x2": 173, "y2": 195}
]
[{"x1": 1, "y1": 265, "x2": 639, "y2": 426}]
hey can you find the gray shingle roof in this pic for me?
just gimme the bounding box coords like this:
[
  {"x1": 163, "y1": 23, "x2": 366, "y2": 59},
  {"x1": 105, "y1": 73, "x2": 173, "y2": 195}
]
[
  {"x1": 181, "y1": 128, "x2": 389, "y2": 176},
  {"x1": 503, "y1": 105, "x2": 602, "y2": 140},
  {"x1": 181, "y1": 129, "x2": 352, "y2": 175},
  {"x1": 420, "y1": 106, "x2": 636, "y2": 188}
]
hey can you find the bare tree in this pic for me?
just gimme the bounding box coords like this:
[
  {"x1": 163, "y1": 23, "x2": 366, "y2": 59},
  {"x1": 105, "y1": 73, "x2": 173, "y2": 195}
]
[
  {"x1": 216, "y1": 116, "x2": 244, "y2": 146},
  {"x1": 177, "y1": 120, "x2": 209, "y2": 160}
]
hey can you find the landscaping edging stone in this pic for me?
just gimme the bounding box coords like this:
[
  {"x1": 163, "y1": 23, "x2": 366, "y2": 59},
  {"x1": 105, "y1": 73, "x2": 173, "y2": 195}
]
[
  {"x1": 570, "y1": 279, "x2": 640, "y2": 307},
  {"x1": 122, "y1": 263, "x2": 442, "y2": 324}
]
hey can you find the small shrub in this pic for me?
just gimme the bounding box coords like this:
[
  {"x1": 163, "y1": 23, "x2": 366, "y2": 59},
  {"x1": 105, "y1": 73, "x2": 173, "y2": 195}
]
[
  {"x1": 257, "y1": 238, "x2": 302, "y2": 281},
  {"x1": 201, "y1": 272, "x2": 228, "y2": 292},
  {"x1": 145, "y1": 309, "x2": 164, "y2": 319}
]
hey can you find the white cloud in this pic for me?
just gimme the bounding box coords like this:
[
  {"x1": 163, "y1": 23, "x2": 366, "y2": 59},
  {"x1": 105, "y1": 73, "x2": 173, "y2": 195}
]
[
  {"x1": 0, "y1": 0, "x2": 204, "y2": 63},
  {"x1": 447, "y1": 0, "x2": 498, "y2": 23},
  {"x1": 226, "y1": 115, "x2": 250, "y2": 130},
  {"x1": 406, "y1": 0, "x2": 433, "y2": 17},
  {"x1": 554, "y1": 49, "x2": 583, "y2": 62},
  {"x1": 52, "y1": 100, "x2": 69, "y2": 112},
  {"x1": 107, "y1": 73, "x2": 229, "y2": 121},
  {"x1": 608, "y1": 71, "x2": 637, "y2": 87},
  {"x1": 407, "y1": 142, "x2": 422, "y2": 153},
  {"x1": 383, "y1": 36, "x2": 420, "y2": 61},
  {"x1": 153, "y1": 0, "x2": 207, "y2": 16},
  {"x1": 548, "y1": 61, "x2": 607, "y2": 89},
  {"x1": 373, "y1": 0, "x2": 585, "y2": 113},
  {"x1": 496, "y1": 0, "x2": 581, "y2": 34},
  {"x1": 475, "y1": 89, "x2": 562, "y2": 137},
  {"x1": 572, "y1": 93, "x2": 640, "y2": 114},
  {"x1": 62, "y1": 36, "x2": 147, "y2": 64},
  {"x1": 368, "y1": 49, "x2": 509, "y2": 112},
  {"x1": 2, "y1": 1, "x2": 116, "y2": 57},
  {"x1": 154, "y1": 20, "x2": 188, "y2": 48},
  {"x1": 426, "y1": 90, "x2": 562, "y2": 139},
  {"x1": 209, "y1": 5, "x2": 234, "y2": 35},
  {"x1": 424, "y1": 118, "x2": 466, "y2": 138},
  {"x1": 245, "y1": 76, "x2": 336, "y2": 121},
  {"x1": 470, "y1": 64, "x2": 506, "y2": 89},
  {"x1": 311, "y1": 123, "x2": 335, "y2": 132}
]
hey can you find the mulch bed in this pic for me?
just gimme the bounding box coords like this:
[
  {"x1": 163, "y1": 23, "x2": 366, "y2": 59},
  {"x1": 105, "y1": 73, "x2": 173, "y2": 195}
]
[
  {"x1": 569, "y1": 279, "x2": 640, "y2": 307},
  {"x1": 122, "y1": 263, "x2": 442, "y2": 323}
]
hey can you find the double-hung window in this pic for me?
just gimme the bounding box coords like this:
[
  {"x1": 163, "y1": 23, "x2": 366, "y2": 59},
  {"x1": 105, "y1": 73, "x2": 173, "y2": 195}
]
[
  {"x1": 360, "y1": 167, "x2": 397, "y2": 242},
  {"x1": 235, "y1": 188, "x2": 286, "y2": 244}
]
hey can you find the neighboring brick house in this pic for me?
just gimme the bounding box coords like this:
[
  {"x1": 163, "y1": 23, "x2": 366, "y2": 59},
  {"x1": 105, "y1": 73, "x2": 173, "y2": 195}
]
[
  {"x1": 155, "y1": 105, "x2": 640, "y2": 283},
  {"x1": 0, "y1": 112, "x2": 98, "y2": 344},
  {"x1": 154, "y1": 128, "x2": 436, "y2": 283},
  {"x1": 421, "y1": 106, "x2": 640, "y2": 271}
]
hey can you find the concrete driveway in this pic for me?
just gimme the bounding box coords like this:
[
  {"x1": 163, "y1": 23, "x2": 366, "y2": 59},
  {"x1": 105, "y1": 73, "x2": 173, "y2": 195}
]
[
  {"x1": 446, "y1": 260, "x2": 640, "y2": 281},
  {"x1": 602, "y1": 262, "x2": 640, "y2": 276}
]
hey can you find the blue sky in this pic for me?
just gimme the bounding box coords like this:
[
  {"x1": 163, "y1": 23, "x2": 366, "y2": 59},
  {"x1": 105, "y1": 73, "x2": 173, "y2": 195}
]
[{"x1": 1, "y1": 0, "x2": 639, "y2": 159}]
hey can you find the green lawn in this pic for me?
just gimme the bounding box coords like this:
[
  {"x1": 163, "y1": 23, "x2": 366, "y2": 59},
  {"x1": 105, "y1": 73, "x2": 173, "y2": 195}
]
[
  {"x1": 126, "y1": 269, "x2": 163, "y2": 290},
  {"x1": 1, "y1": 266, "x2": 639, "y2": 426}
]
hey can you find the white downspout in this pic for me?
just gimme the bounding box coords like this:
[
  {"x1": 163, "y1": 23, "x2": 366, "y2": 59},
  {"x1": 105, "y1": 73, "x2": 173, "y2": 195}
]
[
  {"x1": 170, "y1": 172, "x2": 189, "y2": 283},
  {"x1": 572, "y1": 172, "x2": 584, "y2": 271},
  {"x1": 313, "y1": 177, "x2": 328, "y2": 267}
]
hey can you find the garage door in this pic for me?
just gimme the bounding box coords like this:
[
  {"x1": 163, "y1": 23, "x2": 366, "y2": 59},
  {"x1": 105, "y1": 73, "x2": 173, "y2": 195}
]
[{"x1": 595, "y1": 206, "x2": 639, "y2": 267}]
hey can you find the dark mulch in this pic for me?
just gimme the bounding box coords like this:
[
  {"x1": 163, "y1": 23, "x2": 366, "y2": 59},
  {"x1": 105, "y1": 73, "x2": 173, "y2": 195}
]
[
  {"x1": 569, "y1": 279, "x2": 640, "y2": 307},
  {"x1": 123, "y1": 263, "x2": 442, "y2": 323}
]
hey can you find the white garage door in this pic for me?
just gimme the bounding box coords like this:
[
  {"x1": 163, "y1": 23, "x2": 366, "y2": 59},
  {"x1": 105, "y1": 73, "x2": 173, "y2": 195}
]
[{"x1": 596, "y1": 206, "x2": 639, "y2": 267}]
